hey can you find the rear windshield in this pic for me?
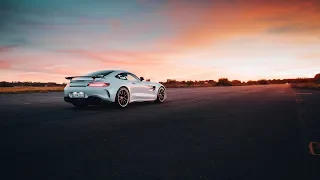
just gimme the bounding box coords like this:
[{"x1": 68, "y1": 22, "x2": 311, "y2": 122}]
[{"x1": 85, "y1": 70, "x2": 114, "y2": 76}]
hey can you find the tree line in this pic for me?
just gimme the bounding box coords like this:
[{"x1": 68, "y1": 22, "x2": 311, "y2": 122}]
[
  {"x1": 0, "y1": 81, "x2": 67, "y2": 87},
  {"x1": 160, "y1": 76, "x2": 319, "y2": 87},
  {"x1": 0, "y1": 73, "x2": 319, "y2": 87}
]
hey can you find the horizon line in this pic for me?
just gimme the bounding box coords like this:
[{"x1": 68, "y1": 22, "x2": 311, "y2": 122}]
[{"x1": 0, "y1": 76, "x2": 315, "y2": 84}]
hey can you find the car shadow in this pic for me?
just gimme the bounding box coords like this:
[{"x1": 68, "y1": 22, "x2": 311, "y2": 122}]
[{"x1": 69, "y1": 101, "x2": 162, "y2": 111}]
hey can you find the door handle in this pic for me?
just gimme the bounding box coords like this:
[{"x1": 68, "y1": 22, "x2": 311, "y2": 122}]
[{"x1": 132, "y1": 82, "x2": 136, "y2": 84}]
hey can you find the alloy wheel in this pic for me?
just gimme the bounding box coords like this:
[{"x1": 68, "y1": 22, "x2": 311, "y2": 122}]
[
  {"x1": 117, "y1": 88, "x2": 129, "y2": 107},
  {"x1": 158, "y1": 87, "x2": 165, "y2": 102}
]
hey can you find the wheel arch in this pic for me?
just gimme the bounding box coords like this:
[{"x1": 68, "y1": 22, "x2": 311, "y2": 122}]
[{"x1": 158, "y1": 85, "x2": 166, "y2": 91}]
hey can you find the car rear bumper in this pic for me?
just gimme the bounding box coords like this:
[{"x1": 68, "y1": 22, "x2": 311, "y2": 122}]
[{"x1": 64, "y1": 86, "x2": 117, "y2": 103}]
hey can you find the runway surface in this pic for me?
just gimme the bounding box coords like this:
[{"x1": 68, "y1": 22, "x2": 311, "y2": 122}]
[{"x1": 0, "y1": 84, "x2": 319, "y2": 180}]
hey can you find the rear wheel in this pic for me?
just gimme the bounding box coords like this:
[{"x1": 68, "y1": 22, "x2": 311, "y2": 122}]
[
  {"x1": 115, "y1": 87, "x2": 130, "y2": 108},
  {"x1": 155, "y1": 86, "x2": 166, "y2": 103}
]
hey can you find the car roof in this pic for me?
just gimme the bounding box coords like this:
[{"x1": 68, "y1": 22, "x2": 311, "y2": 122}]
[
  {"x1": 112, "y1": 69, "x2": 129, "y2": 73},
  {"x1": 88, "y1": 69, "x2": 129, "y2": 73}
]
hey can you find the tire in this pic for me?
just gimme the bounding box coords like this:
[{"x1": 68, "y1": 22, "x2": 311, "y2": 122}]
[
  {"x1": 155, "y1": 86, "x2": 166, "y2": 103},
  {"x1": 115, "y1": 87, "x2": 130, "y2": 108}
]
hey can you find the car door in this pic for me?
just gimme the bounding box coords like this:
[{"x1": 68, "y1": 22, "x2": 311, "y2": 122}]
[
  {"x1": 125, "y1": 73, "x2": 144, "y2": 101},
  {"x1": 127, "y1": 73, "x2": 157, "y2": 100},
  {"x1": 132, "y1": 73, "x2": 158, "y2": 100}
]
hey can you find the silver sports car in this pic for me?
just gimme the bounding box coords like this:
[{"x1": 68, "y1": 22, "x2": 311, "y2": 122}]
[{"x1": 64, "y1": 70, "x2": 167, "y2": 108}]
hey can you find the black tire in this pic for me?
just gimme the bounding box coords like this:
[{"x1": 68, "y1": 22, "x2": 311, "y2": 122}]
[
  {"x1": 115, "y1": 87, "x2": 130, "y2": 108},
  {"x1": 155, "y1": 86, "x2": 166, "y2": 103}
]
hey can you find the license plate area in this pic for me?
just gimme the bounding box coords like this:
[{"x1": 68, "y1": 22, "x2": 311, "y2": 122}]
[{"x1": 69, "y1": 92, "x2": 87, "y2": 98}]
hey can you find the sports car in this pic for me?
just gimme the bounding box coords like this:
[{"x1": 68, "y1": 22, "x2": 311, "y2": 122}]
[{"x1": 63, "y1": 70, "x2": 167, "y2": 108}]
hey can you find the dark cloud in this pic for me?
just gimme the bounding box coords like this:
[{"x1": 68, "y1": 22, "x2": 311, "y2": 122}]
[
  {"x1": 265, "y1": 24, "x2": 320, "y2": 34},
  {"x1": 0, "y1": 45, "x2": 19, "y2": 52},
  {"x1": 0, "y1": 0, "x2": 17, "y2": 12},
  {"x1": 266, "y1": 25, "x2": 300, "y2": 34},
  {"x1": 0, "y1": 0, "x2": 16, "y2": 32},
  {"x1": 0, "y1": 0, "x2": 86, "y2": 31},
  {"x1": 257, "y1": 15, "x2": 294, "y2": 23}
]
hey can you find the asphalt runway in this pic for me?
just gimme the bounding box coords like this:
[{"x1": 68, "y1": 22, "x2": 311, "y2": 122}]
[{"x1": 0, "y1": 84, "x2": 319, "y2": 180}]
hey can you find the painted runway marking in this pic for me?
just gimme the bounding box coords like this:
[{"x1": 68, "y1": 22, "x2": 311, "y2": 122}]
[
  {"x1": 309, "y1": 142, "x2": 320, "y2": 156},
  {"x1": 295, "y1": 99, "x2": 306, "y2": 103}
]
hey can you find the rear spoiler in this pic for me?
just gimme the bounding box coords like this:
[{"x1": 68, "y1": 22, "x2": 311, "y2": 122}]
[{"x1": 65, "y1": 75, "x2": 104, "y2": 80}]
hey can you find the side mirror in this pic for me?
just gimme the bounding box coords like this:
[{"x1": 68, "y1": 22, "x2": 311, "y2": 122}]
[{"x1": 140, "y1": 77, "x2": 144, "y2": 81}]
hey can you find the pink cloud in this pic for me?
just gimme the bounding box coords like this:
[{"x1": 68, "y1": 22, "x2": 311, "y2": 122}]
[{"x1": 0, "y1": 60, "x2": 11, "y2": 69}]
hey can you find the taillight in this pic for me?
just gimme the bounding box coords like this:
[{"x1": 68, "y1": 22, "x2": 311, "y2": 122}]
[{"x1": 87, "y1": 82, "x2": 110, "y2": 87}]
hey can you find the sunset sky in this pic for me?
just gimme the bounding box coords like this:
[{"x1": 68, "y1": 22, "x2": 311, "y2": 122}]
[{"x1": 0, "y1": 0, "x2": 319, "y2": 83}]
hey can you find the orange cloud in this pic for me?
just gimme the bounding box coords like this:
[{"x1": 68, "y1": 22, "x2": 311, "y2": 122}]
[
  {"x1": 60, "y1": 49, "x2": 217, "y2": 81},
  {"x1": 299, "y1": 53, "x2": 320, "y2": 60},
  {"x1": 63, "y1": 49, "x2": 176, "y2": 67},
  {"x1": 17, "y1": 72, "x2": 68, "y2": 83},
  {"x1": 2, "y1": 0, "x2": 319, "y2": 83},
  {"x1": 156, "y1": 0, "x2": 320, "y2": 52}
]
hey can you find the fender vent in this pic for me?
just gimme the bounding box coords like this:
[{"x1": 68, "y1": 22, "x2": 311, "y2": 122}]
[
  {"x1": 105, "y1": 90, "x2": 110, "y2": 98},
  {"x1": 148, "y1": 86, "x2": 156, "y2": 91}
]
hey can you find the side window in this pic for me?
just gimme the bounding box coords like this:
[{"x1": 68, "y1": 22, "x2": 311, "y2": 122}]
[
  {"x1": 130, "y1": 73, "x2": 140, "y2": 81},
  {"x1": 127, "y1": 74, "x2": 140, "y2": 81},
  {"x1": 116, "y1": 73, "x2": 127, "y2": 80}
]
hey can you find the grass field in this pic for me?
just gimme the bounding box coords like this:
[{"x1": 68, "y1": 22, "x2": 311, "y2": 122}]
[
  {"x1": 291, "y1": 82, "x2": 320, "y2": 90},
  {"x1": 0, "y1": 86, "x2": 65, "y2": 94}
]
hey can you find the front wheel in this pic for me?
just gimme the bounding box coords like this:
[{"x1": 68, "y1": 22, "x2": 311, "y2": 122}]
[
  {"x1": 155, "y1": 86, "x2": 166, "y2": 103},
  {"x1": 115, "y1": 87, "x2": 130, "y2": 108}
]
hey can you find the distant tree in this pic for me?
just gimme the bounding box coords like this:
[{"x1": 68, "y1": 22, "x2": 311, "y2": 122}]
[
  {"x1": 257, "y1": 79, "x2": 269, "y2": 85},
  {"x1": 247, "y1": 80, "x2": 257, "y2": 85},
  {"x1": 0, "y1": 81, "x2": 14, "y2": 87},
  {"x1": 217, "y1": 78, "x2": 232, "y2": 86},
  {"x1": 166, "y1": 79, "x2": 176, "y2": 84},
  {"x1": 275, "y1": 79, "x2": 282, "y2": 84},
  {"x1": 186, "y1": 81, "x2": 194, "y2": 86},
  {"x1": 314, "y1": 73, "x2": 320, "y2": 83},
  {"x1": 231, "y1": 80, "x2": 242, "y2": 86},
  {"x1": 208, "y1": 80, "x2": 217, "y2": 84},
  {"x1": 291, "y1": 78, "x2": 312, "y2": 84}
]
